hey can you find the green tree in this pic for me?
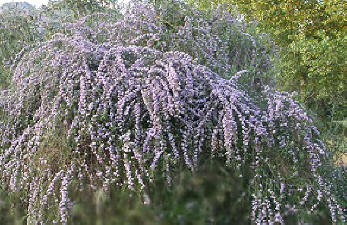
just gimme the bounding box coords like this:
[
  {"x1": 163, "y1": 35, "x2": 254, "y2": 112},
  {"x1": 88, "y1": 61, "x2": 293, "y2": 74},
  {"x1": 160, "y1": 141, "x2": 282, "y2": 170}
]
[{"x1": 190, "y1": 0, "x2": 346, "y2": 120}]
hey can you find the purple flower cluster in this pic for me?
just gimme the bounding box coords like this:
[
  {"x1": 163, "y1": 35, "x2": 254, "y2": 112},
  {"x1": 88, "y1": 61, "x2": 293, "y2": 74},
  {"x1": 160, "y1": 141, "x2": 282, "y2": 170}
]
[{"x1": 0, "y1": 1, "x2": 343, "y2": 224}]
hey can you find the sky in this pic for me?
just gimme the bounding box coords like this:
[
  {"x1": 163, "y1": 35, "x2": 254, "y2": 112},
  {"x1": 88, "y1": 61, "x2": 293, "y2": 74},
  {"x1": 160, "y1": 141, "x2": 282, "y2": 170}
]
[{"x1": 0, "y1": 0, "x2": 49, "y2": 7}]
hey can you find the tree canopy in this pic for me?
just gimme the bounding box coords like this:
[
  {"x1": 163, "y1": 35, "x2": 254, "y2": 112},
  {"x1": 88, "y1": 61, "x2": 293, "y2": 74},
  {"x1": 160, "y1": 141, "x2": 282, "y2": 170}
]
[{"x1": 191, "y1": 0, "x2": 346, "y2": 119}]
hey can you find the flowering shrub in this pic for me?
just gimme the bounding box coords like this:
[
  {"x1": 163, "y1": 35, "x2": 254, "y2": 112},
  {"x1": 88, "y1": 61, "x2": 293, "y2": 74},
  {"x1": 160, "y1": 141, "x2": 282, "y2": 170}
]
[
  {"x1": 0, "y1": 0, "x2": 120, "y2": 91},
  {"x1": 0, "y1": 1, "x2": 344, "y2": 224}
]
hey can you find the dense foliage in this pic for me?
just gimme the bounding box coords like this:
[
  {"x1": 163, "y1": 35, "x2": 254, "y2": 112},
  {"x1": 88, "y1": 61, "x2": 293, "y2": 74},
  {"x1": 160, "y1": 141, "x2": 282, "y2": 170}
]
[
  {"x1": 0, "y1": 0, "x2": 345, "y2": 224},
  {"x1": 0, "y1": 6, "x2": 39, "y2": 88},
  {"x1": 191, "y1": 0, "x2": 346, "y2": 119}
]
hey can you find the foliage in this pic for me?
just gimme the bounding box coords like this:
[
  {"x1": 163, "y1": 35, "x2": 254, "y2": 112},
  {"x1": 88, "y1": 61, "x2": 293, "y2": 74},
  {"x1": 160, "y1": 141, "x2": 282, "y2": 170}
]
[
  {"x1": 69, "y1": 161, "x2": 250, "y2": 225},
  {"x1": 44, "y1": 0, "x2": 119, "y2": 19},
  {"x1": 0, "y1": 1, "x2": 344, "y2": 224},
  {"x1": 0, "y1": 0, "x2": 345, "y2": 224},
  {"x1": 0, "y1": 8, "x2": 40, "y2": 89},
  {"x1": 1, "y1": 160, "x2": 338, "y2": 225},
  {"x1": 0, "y1": 0, "x2": 120, "y2": 91},
  {"x1": 190, "y1": 0, "x2": 346, "y2": 119},
  {"x1": 0, "y1": 185, "x2": 27, "y2": 225},
  {"x1": 0, "y1": 161, "x2": 247, "y2": 225}
]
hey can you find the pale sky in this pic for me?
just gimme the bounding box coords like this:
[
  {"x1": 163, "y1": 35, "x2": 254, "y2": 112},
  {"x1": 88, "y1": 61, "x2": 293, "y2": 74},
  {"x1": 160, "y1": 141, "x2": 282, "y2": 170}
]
[{"x1": 0, "y1": 0, "x2": 49, "y2": 7}]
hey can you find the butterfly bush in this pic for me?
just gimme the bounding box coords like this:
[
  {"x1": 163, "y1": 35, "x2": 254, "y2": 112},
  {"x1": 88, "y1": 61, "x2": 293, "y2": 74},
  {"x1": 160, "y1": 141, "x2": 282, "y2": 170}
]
[
  {"x1": 63, "y1": 1, "x2": 272, "y2": 78},
  {"x1": 0, "y1": 1, "x2": 343, "y2": 224}
]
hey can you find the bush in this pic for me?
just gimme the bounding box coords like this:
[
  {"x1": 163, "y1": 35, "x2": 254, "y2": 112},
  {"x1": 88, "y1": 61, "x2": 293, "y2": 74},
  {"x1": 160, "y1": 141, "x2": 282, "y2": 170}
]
[
  {"x1": 0, "y1": 1, "x2": 344, "y2": 224},
  {"x1": 0, "y1": 0, "x2": 120, "y2": 91}
]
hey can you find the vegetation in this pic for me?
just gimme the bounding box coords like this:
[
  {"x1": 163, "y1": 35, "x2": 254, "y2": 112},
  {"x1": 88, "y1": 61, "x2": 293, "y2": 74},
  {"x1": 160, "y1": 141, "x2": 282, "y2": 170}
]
[
  {"x1": 190, "y1": 0, "x2": 346, "y2": 120},
  {"x1": 0, "y1": 6, "x2": 38, "y2": 88},
  {"x1": 0, "y1": 0, "x2": 345, "y2": 224}
]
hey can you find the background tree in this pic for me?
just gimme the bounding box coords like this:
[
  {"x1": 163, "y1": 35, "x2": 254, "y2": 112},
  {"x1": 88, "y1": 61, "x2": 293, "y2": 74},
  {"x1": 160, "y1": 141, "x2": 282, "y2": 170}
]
[{"x1": 190, "y1": 0, "x2": 346, "y2": 120}]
